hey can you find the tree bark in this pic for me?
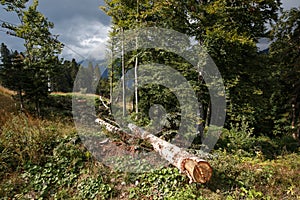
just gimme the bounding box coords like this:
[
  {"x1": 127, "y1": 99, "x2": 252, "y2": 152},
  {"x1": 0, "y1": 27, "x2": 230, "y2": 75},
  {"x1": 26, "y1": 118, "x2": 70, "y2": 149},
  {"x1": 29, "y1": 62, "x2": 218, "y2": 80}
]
[
  {"x1": 134, "y1": 44, "x2": 138, "y2": 116},
  {"x1": 134, "y1": 0, "x2": 139, "y2": 116},
  {"x1": 109, "y1": 41, "x2": 114, "y2": 108},
  {"x1": 121, "y1": 28, "x2": 126, "y2": 117},
  {"x1": 95, "y1": 118, "x2": 133, "y2": 143},
  {"x1": 95, "y1": 118, "x2": 213, "y2": 183},
  {"x1": 128, "y1": 124, "x2": 212, "y2": 183}
]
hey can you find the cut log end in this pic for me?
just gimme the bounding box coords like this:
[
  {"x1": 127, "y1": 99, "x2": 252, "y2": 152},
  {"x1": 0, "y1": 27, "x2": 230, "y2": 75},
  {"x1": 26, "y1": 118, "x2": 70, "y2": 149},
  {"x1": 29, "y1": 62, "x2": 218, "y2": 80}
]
[{"x1": 184, "y1": 159, "x2": 213, "y2": 183}]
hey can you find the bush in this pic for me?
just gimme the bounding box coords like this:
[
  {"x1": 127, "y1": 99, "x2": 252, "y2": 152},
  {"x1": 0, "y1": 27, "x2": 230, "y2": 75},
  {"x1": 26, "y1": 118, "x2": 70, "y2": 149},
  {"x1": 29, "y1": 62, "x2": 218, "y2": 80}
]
[{"x1": 216, "y1": 117, "x2": 255, "y2": 156}]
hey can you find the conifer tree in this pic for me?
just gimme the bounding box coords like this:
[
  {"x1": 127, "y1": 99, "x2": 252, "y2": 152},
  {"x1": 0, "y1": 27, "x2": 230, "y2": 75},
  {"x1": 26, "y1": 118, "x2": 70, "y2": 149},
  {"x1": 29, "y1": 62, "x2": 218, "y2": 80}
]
[{"x1": 1, "y1": 0, "x2": 63, "y2": 115}]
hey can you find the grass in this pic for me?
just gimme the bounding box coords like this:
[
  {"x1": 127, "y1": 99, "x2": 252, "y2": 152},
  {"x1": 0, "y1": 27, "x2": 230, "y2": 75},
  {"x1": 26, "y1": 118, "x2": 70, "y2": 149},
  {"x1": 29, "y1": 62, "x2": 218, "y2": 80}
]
[
  {"x1": 0, "y1": 85, "x2": 17, "y2": 130},
  {"x1": 0, "y1": 85, "x2": 16, "y2": 96},
  {"x1": 0, "y1": 90, "x2": 299, "y2": 199}
]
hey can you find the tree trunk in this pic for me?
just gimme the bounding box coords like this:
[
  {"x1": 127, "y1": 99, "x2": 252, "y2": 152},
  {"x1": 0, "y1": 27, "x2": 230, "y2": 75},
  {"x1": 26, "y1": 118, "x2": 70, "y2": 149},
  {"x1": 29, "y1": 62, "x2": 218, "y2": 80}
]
[
  {"x1": 205, "y1": 101, "x2": 211, "y2": 128},
  {"x1": 121, "y1": 28, "x2": 126, "y2": 117},
  {"x1": 17, "y1": 86, "x2": 24, "y2": 111},
  {"x1": 195, "y1": 102, "x2": 204, "y2": 144},
  {"x1": 95, "y1": 118, "x2": 213, "y2": 183},
  {"x1": 95, "y1": 118, "x2": 133, "y2": 143},
  {"x1": 134, "y1": 43, "x2": 138, "y2": 116},
  {"x1": 128, "y1": 124, "x2": 212, "y2": 183},
  {"x1": 291, "y1": 96, "x2": 300, "y2": 141},
  {"x1": 197, "y1": 70, "x2": 205, "y2": 144},
  {"x1": 110, "y1": 42, "x2": 114, "y2": 107},
  {"x1": 134, "y1": 0, "x2": 139, "y2": 116}
]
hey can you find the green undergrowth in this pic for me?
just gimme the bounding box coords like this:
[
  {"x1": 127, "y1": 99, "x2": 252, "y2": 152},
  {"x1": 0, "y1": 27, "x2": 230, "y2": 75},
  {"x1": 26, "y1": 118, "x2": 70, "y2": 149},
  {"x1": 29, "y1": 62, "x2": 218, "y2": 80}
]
[
  {"x1": 0, "y1": 113, "x2": 114, "y2": 199},
  {"x1": 0, "y1": 91, "x2": 299, "y2": 199}
]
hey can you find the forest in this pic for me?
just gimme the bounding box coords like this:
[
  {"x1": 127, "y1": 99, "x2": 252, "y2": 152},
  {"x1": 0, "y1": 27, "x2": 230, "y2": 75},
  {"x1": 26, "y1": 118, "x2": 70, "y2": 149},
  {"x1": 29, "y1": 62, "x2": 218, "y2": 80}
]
[{"x1": 0, "y1": 0, "x2": 299, "y2": 199}]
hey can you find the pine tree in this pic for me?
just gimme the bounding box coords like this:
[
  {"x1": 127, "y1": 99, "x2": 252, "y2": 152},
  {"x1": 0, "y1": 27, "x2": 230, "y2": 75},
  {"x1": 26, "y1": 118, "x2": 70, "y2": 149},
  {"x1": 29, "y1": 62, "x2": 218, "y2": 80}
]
[
  {"x1": 0, "y1": 43, "x2": 27, "y2": 109},
  {"x1": 1, "y1": 0, "x2": 63, "y2": 115}
]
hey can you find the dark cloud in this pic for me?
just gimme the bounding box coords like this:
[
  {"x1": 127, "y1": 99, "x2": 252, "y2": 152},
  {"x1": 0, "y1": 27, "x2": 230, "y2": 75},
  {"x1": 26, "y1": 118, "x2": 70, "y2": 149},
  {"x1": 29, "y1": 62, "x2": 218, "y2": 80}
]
[
  {"x1": 38, "y1": 0, "x2": 111, "y2": 61},
  {"x1": 1, "y1": 0, "x2": 300, "y2": 61},
  {"x1": 39, "y1": 0, "x2": 110, "y2": 26},
  {"x1": 0, "y1": 0, "x2": 111, "y2": 61}
]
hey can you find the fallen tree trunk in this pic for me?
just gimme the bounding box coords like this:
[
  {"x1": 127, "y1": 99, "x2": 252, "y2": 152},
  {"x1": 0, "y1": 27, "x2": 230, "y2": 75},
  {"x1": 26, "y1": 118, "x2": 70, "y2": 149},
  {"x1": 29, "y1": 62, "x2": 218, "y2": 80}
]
[
  {"x1": 95, "y1": 118, "x2": 122, "y2": 134},
  {"x1": 95, "y1": 118, "x2": 133, "y2": 143},
  {"x1": 95, "y1": 118, "x2": 212, "y2": 183},
  {"x1": 128, "y1": 124, "x2": 212, "y2": 183}
]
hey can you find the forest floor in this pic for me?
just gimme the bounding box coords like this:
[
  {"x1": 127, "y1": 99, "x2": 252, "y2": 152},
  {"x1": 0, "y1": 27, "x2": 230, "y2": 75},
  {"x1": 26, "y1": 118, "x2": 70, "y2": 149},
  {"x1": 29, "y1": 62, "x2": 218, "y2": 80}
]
[{"x1": 0, "y1": 88, "x2": 299, "y2": 199}]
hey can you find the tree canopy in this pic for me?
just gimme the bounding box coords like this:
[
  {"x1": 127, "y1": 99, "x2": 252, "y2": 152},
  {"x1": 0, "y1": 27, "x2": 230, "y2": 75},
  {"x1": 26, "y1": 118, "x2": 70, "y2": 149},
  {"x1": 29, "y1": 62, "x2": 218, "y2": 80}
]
[
  {"x1": 101, "y1": 0, "x2": 290, "y2": 138},
  {"x1": 0, "y1": 0, "x2": 299, "y2": 138}
]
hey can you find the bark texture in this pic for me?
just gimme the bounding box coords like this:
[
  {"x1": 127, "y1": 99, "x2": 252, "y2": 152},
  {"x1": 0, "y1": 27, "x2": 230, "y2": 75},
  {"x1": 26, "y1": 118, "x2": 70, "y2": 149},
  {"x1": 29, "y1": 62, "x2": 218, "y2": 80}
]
[
  {"x1": 128, "y1": 123, "x2": 212, "y2": 183},
  {"x1": 95, "y1": 118, "x2": 212, "y2": 183}
]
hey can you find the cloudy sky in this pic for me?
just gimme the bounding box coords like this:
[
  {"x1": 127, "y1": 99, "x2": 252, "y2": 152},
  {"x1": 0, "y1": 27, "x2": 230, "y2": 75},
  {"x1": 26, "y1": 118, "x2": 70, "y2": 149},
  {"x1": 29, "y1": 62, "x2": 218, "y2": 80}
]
[
  {"x1": 1, "y1": 0, "x2": 300, "y2": 62},
  {"x1": 0, "y1": 0, "x2": 111, "y2": 62}
]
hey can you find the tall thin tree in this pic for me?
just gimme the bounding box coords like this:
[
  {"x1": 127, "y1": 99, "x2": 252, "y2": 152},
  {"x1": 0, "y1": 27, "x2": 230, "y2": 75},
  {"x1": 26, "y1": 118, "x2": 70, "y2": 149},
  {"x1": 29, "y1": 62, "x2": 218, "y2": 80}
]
[
  {"x1": 121, "y1": 27, "x2": 126, "y2": 116},
  {"x1": 134, "y1": 0, "x2": 139, "y2": 116}
]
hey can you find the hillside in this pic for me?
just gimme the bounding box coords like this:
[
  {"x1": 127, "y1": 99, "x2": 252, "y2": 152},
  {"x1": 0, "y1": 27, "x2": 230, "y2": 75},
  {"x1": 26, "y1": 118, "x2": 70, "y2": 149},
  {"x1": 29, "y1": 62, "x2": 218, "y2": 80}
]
[
  {"x1": 0, "y1": 89, "x2": 299, "y2": 199},
  {"x1": 0, "y1": 85, "x2": 17, "y2": 126}
]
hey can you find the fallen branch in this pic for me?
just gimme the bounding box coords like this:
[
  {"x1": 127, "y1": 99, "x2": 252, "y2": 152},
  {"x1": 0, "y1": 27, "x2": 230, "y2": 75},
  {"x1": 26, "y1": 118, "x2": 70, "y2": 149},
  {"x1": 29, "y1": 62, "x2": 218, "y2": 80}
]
[
  {"x1": 99, "y1": 96, "x2": 110, "y2": 110},
  {"x1": 95, "y1": 118, "x2": 212, "y2": 183}
]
